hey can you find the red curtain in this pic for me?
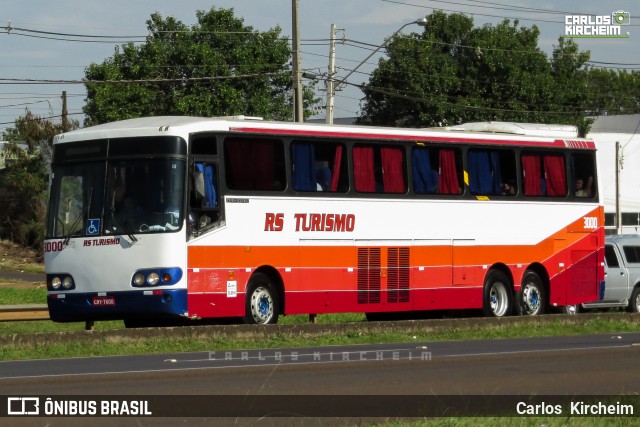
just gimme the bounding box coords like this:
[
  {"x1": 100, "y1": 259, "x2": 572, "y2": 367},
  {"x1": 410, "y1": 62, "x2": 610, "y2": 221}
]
[
  {"x1": 438, "y1": 149, "x2": 459, "y2": 194},
  {"x1": 353, "y1": 146, "x2": 375, "y2": 192},
  {"x1": 544, "y1": 155, "x2": 566, "y2": 197},
  {"x1": 226, "y1": 140, "x2": 252, "y2": 189},
  {"x1": 226, "y1": 139, "x2": 274, "y2": 190},
  {"x1": 381, "y1": 147, "x2": 405, "y2": 193},
  {"x1": 251, "y1": 141, "x2": 275, "y2": 190},
  {"x1": 522, "y1": 154, "x2": 542, "y2": 196},
  {"x1": 330, "y1": 145, "x2": 343, "y2": 192}
]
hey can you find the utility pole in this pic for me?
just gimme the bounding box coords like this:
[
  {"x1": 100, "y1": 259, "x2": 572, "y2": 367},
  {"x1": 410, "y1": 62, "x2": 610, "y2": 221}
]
[
  {"x1": 329, "y1": 17, "x2": 427, "y2": 124},
  {"x1": 616, "y1": 140, "x2": 622, "y2": 235},
  {"x1": 291, "y1": 0, "x2": 303, "y2": 122},
  {"x1": 61, "y1": 91, "x2": 69, "y2": 132},
  {"x1": 326, "y1": 23, "x2": 336, "y2": 125}
]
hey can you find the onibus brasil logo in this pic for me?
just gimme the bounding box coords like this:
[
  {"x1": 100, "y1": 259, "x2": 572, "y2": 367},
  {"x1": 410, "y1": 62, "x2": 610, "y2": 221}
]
[{"x1": 565, "y1": 10, "x2": 631, "y2": 38}]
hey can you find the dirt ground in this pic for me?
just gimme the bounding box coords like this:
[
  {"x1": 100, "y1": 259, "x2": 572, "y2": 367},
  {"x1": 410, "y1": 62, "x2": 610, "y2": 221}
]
[
  {"x1": 0, "y1": 239, "x2": 43, "y2": 270},
  {"x1": 0, "y1": 239, "x2": 45, "y2": 288}
]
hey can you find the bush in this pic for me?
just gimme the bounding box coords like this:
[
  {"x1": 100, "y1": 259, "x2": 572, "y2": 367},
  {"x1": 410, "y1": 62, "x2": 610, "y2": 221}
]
[{"x1": 0, "y1": 156, "x2": 47, "y2": 250}]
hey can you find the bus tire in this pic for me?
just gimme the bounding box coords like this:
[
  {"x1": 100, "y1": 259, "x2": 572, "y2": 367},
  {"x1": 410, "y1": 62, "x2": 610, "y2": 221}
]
[
  {"x1": 517, "y1": 271, "x2": 546, "y2": 316},
  {"x1": 244, "y1": 273, "x2": 280, "y2": 324},
  {"x1": 628, "y1": 287, "x2": 640, "y2": 313},
  {"x1": 483, "y1": 270, "x2": 512, "y2": 317},
  {"x1": 562, "y1": 304, "x2": 580, "y2": 315}
]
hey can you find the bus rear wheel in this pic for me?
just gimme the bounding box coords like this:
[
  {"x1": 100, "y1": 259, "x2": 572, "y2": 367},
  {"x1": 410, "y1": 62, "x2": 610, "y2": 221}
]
[
  {"x1": 562, "y1": 304, "x2": 580, "y2": 315},
  {"x1": 483, "y1": 270, "x2": 512, "y2": 317},
  {"x1": 244, "y1": 273, "x2": 280, "y2": 324},
  {"x1": 517, "y1": 271, "x2": 546, "y2": 316}
]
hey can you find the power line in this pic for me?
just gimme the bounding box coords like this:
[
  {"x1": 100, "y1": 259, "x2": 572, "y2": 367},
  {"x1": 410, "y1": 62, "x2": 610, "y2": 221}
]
[
  {"x1": 0, "y1": 111, "x2": 84, "y2": 127},
  {"x1": 380, "y1": 0, "x2": 639, "y2": 25},
  {"x1": 0, "y1": 100, "x2": 51, "y2": 109},
  {"x1": 0, "y1": 71, "x2": 290, "y2": 85},
  {"x1": 346, "y1": 80, "x2": 593, "y2": 116}
]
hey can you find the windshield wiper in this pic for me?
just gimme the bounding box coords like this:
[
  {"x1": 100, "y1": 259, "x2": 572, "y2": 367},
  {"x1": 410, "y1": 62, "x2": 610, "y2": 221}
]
[
  {"x1": 62, "y1": 215, "x2": 83, "y2": 247},
  {"x1": 111, "y1": 213, "x2": 138, "y2": 243}
]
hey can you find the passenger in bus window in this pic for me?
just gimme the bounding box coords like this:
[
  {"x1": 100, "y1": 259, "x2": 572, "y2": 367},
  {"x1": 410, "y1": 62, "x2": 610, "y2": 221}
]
[
  {"x1": 315, "y1": 167, "x2": 331, "y2": 191},
  {"x1": 575, "y1": 176, "x2": 593, "y2": 197},
  {"x1": 501, "y1": 181, "x2": 516, "y2": 195},
  {"x1": 120, "y1": 196, "x2": 143, "y2": 219}
]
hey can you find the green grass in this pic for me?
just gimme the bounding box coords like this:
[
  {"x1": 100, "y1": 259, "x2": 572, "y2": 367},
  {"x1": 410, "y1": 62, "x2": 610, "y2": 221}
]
[
  {"x1": 1, "y1": 286, "x2": 640, "y2": 362},
  {"x1": 0, "y1": 285, "x2": 47, "y2": 304}
]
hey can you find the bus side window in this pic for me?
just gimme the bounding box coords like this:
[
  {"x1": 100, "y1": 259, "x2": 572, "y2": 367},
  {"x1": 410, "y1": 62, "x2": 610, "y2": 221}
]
[
  {"x1": 190, "y1": 162, "x2": 220, "y2": 237},
  {"x1": 225, "y1": 138, "x2": 285, "y2": 191},
  {"x1": 467, "y1": 149, "x2": 516, "y2": 196},
  {"x1": 522, "y1": 152, "x2": 566, "y2": 197},
  {"x1": 291, "y1": 140, "x2": 347, "y2": 193},
  {"x1": 353, "y1": 144, "x2": 406, "y2": 194},
  {"x1": 571, "y1": 152, "x2": 596, "y2": 198}
]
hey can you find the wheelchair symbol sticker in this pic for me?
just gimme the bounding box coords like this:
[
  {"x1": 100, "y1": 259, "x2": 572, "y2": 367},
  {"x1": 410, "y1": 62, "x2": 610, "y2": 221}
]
[{"x1": 86, "y1": 219, "x2": 100, "y2": 236}]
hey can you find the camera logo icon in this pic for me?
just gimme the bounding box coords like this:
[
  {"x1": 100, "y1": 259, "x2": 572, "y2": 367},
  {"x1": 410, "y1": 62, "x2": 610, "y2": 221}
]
[{"x1": 612, "y1": 10, "x2": 631, "y2": 25}]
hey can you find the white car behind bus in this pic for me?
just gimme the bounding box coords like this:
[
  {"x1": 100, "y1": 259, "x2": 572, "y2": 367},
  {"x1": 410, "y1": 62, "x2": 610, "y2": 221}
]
[{"x1": 566, "y1": 234, "x2": 640, "y2": 314}]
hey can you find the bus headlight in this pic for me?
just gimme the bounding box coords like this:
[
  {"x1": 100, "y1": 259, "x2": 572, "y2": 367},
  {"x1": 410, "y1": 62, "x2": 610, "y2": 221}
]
[
  {"x1": 47, "y1": 274, "x2": 75, "y2": 291},
  {"x1": 133, "y1": 273, "x2": 146, "y2": 286},
  {"x1": 130, "y1": 268, "x2": 183, "y2": 287},
  {"x1": 62, "y1": 276, "x2": 74, "y2": 289},
  {"x1": 147, "y1": 272, "x2": 160, "y2": 286}
]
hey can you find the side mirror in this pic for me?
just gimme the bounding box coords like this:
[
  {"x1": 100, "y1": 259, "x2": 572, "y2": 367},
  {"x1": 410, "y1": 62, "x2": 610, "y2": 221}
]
[{"x1": 193, "y1": 171, "x2": 205, "y2": 199}]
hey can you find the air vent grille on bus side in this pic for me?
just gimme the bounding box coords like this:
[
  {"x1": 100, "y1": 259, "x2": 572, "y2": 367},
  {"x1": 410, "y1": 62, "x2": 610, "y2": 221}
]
[
  {"x1": 357, "y1": 248, "x2": 381, "y2": 304},
  {"x1": 388, "y1": 247, "x2": 410, "y2": 303}
]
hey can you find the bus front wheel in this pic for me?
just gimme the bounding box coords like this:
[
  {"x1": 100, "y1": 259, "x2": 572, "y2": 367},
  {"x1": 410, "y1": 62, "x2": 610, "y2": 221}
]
[
  {"x1": 483, "y1": 270, "x2": 513, "y2": 317},
  {"x1": 244, "y1": 273, "x2": 280, "y2": 325}
]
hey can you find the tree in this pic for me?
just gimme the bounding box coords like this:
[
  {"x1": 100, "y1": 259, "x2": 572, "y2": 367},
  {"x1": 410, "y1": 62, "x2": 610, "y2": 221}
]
[
  {"x1": 358, "y1": 11, "x2": 592, "y2": 133},
  {"x1": 586, "y1": 68, "x2": 640, "y2": 116},
  {"x1": 0, "y1": 112, "x2": 79, "y2": 248},
  {"x1": 84, "y1": 7, "x2": 317, "y2": 124},
  {"x1": 549, "y1": 37, "x2": 592, "y2": 135}
]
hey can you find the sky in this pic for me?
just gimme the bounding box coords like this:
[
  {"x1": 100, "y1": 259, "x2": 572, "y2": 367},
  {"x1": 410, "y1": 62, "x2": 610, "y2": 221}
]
[{"x1": 0, "y1": 0, "x2": 638, "y2": 136}]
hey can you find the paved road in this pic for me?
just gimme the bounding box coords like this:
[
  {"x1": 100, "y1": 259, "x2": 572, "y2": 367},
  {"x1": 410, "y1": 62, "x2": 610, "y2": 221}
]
[
  {"x1": 0, "y1": 270, "x2": 44, "y2": 283},
  {"x1": 1, "y1": 332, "x2": 639, "y2": 425}
]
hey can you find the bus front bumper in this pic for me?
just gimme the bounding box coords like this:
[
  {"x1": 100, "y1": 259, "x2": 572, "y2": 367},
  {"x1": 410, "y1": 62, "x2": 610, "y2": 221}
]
[{"x1": 47, "y1": 289, "x2": 188, "y2": 322}]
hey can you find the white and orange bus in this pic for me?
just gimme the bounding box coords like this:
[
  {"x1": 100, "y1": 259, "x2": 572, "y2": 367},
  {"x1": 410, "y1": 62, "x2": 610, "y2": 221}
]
[{"x1": 44, "y1": 117, "x2": 604, "y2": 326}]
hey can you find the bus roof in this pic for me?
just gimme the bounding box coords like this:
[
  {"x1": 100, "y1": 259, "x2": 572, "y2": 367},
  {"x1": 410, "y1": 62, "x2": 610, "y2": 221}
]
[
  {"x1": 444, "y1": 122, "x2": 579, "y2": 138},
  {"x1": 53, "y1": 116, "x2": 593, "y2": 149}
]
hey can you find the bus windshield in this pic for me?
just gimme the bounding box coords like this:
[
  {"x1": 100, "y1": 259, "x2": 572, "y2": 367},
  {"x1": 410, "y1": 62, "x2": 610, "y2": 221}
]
[{"x1": 47, "y1": 158, "x2": 185, "y2": 238}]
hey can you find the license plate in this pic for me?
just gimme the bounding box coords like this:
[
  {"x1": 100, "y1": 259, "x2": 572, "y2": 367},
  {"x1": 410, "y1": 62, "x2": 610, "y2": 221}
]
[{"x1": 92, "y1": 296, "x2": 116, "y2": 306}]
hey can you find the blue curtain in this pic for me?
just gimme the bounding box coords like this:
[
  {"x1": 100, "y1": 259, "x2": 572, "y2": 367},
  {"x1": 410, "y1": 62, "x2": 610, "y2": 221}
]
[
  {"x1": 468, "y1": 150, "x2": 502, "y2": 194},
  {"x1": 490, "y1": 151, "x2": 502, "y2": 194},
  {"x1": 412, "y1": 148, "x2": 438, "y2": 194},
  {"x1": 292, "y1": 143, "x2": 316, "y2": 191},
  {"x1": 195, "y1": 163, "x2": 217, "y2": 208}
]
